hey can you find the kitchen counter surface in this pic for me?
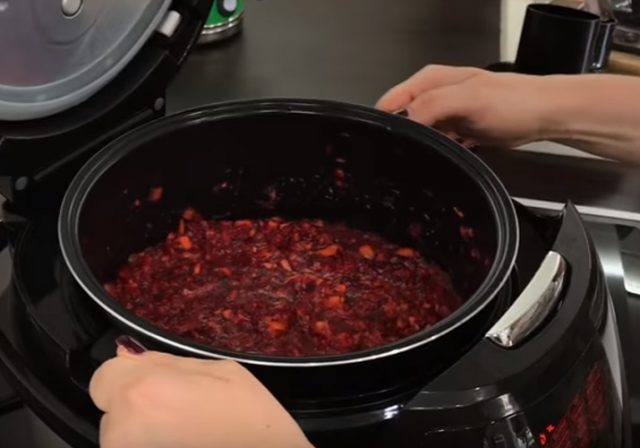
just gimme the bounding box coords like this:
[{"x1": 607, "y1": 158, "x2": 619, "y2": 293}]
[
  {"x1": 168, "y1": 0, "x2": 502, "y2": 110},
  {"x1": 167, "y1": 0, "x2": 640, "y2": 218}
]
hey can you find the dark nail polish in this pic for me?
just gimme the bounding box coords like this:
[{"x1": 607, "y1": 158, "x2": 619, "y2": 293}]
[
  {"x1": 394, "y1": 108, "x2": 408, "y2": 117},
  {"x1": 115, "y1": 335, "x2": 147, "y2": 354}
]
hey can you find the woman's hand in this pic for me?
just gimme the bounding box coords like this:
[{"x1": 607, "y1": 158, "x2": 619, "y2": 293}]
[
  {"x1": 377, "y1": 64, "x2": 640, "y2": 163},
  {"x1": 376, "y1": 65, "x2": 554, "y2": 148},
  {"x1": 90, "y1": 345, "x2": 313, "y2": 448}
]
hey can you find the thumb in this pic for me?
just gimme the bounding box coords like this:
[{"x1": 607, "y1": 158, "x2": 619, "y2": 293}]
[
  {"x1": 404, "y1": 85, "x2": 469, "y2": 127},
  {"x1": 376, "y1": 83, "x2": 415, "y2": 113}
]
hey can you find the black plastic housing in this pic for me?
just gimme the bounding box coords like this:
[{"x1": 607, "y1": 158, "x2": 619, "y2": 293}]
[{"x1": 0, "y1": 0, "x2": 213, "y2": 207}]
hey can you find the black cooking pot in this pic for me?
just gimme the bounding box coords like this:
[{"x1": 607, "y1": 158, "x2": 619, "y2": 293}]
[{"x1": 59, "y1": 99, "x2": 519, "y2": 410}]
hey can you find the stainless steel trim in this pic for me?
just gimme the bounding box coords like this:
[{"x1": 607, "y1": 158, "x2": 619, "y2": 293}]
[
  {"x1": 197, "y1": 14, "x2": 243, "y2": 44},
  {"x1": 486, "y1": 251, "x2": 567, "y2": 348},
  {"x1": 514, "y1": 197, "x2": 640, "y2": 224},
  {"x1": 300, "y1": 404, "x2": 402, "y2": 432}
]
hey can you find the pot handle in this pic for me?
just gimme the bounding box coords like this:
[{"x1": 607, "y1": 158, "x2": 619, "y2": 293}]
[
  {"x1": 68, "y1": 336, "x2": 148, "y2": 391},
  {"x1": 486, "y1": 251, "x2": 567, "y2": 348}
]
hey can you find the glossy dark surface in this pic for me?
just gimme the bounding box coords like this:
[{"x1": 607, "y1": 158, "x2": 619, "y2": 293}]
[
  {"x1": 58, "y1": 101, "x2": 519, "y2": 410},
  {"x1": 515, "y1": 4, "x2": 614, "y2": 74},
  {"x1": 475, "y1": 147, "x2": 640, "y2": 213},
  {"x1": 1, "y1": 198, "x2": 630, "y2": 448},
  {"x1": 3, "y1": 217, "x2": 636, "y2": 448}
]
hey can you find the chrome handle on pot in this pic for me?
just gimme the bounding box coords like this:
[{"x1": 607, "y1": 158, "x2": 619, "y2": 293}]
[{"x1": 486, "y1": 251, "x2": 567, "y2": 348}]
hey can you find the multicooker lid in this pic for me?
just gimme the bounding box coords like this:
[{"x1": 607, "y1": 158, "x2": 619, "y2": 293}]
[
  {"x1": 0, "y1": 0, "x2": 212, "y2": 202},
  {"x1": 0, "y1": 0, "x2": 207, "y2": 121}
]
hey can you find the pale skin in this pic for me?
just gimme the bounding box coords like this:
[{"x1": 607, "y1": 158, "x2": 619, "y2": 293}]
[
  {"x1": 90, "y1": 64, "x2": 640, "y2": 447},
  {"x1": 90, "y1": 347, "x2": 313, "y2": 448},
  {"x1": 377, "y1": 65, "x2": 640, "y2": 164}
]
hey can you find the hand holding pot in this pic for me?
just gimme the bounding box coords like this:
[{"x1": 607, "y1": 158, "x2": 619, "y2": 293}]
[
  {"x1": 377, "y1": 65, "x2": 640, "y2": 164},
  {"x1": 376, "y1": 65, "x2": 552, "y2": 148},
  {"x1": 90, "y1": 346, "x2": 313, "y2": 448}
]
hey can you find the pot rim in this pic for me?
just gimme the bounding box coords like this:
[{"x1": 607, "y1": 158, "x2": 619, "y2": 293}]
[{"x1": 59, "y1": 98, "x2": 520, "y2": 367}]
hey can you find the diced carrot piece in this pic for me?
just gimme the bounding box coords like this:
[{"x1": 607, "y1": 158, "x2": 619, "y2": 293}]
[
  {"x1": 359, "y1": 245, "x2": 375, "y2": 260},
  {"x1": 326, "y1": 296, "x2": 344, "y2": 309},
  {"x1": 317, "y1": 244, "x2": 340, "y2": 257},
  {"x1": 313, "y1": 320, "x2": 331, "y2": 335},
  {"x1": 222, "y1": 309, "x2": 234, "y2": 320},
  {"x1": 235, "y1": 220, "x2": 252, "y2": 228},
  {"x1": 148, "y1": 187, "x2": 163, "y2": 202},
  {"x1": 182, "y1": 208, "x2": 196, "y2": 221},
  {"x1": 396, "y1": 247, "x2": 415, "y2": 258},
  {"x1": 335, "y1": 284, "x2": 347, "y2": 294},
  {"x1": 267, "y1": 320, "x2": 288, "y2": 336},
  {"x1": 193, "y1": 263, "x2": 201, "y2": 275},
  {"x1": 178, "y1": 219, "x2": 186, "y2": 235},
  {"x1": 220, "y1": 267, "x2": 232, "y2": 277},
  {"x1": 263, "y1": 262, "x2": 275, "y2": 269},
  {"x1": 280, "y1": 259, "x2": 293, "y2": 272},
  {"x1": 178, "y1": 236, "x2": 192, "y2": 250}
]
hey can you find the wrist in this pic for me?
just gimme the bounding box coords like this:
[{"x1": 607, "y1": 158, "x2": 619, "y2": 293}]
[{"x1": 533, "y1": 75, "x2": 585, "y2": 142}]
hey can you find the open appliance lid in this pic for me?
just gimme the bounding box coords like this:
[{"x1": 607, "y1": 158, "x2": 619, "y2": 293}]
[{"x1": 0, "y1": 0, "x2": 171, "y2": 121}]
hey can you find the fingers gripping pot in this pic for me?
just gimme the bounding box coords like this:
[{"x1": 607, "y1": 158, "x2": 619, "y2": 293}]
[{"x1": 59, "y1": 100, "x2": 519, "y2": 406}]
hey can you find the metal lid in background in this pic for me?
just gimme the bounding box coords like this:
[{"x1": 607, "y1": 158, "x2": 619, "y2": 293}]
[{"x1": 0, "y1": 0, "x2": 171, "y2": 121}]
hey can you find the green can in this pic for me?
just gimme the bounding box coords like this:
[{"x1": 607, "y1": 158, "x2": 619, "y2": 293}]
[{"x1": 198, "y1": 0, "x2": 245, "y2": 44}]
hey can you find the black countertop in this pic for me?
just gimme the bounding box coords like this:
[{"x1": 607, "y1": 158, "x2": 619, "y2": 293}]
[
  {"x1": 167, "y1": 0, "x2": 501, "y2": 110},
  {"x1": 167, "y1": 0, "x2": 640, "y2": 216}
]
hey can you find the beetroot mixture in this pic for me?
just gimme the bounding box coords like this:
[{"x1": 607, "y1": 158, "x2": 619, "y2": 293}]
[{"x1": 105, "y1": 210, "x2": 462, "y2": 356}]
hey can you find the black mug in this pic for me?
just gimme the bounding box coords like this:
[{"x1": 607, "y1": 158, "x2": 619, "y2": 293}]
[{"x1": 515, "y1": 4, "x2": 616, "y2": 75}]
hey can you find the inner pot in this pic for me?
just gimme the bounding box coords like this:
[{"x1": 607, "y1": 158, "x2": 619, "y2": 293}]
[{"x1": 59, "y1": 99, "x2": 519, "y2": 402}]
